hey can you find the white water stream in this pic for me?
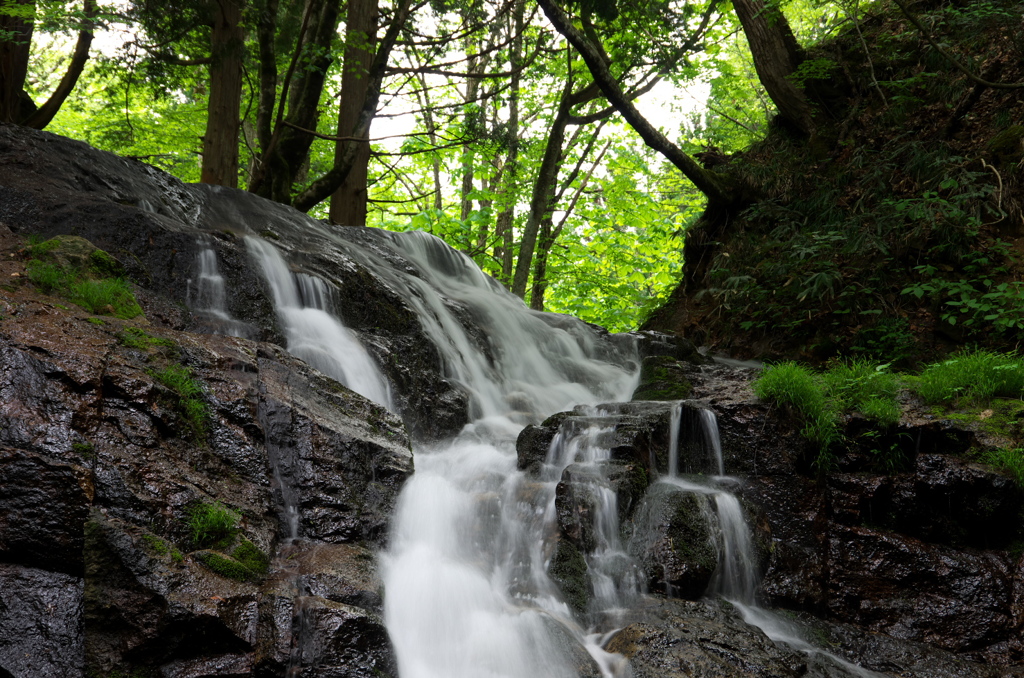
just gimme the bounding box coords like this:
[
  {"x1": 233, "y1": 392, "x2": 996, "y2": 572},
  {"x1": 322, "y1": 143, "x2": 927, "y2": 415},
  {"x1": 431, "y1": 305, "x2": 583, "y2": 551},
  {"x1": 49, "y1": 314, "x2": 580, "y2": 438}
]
[{"x1": 195, "y1": 224, "x2": 883, "y2": 677}]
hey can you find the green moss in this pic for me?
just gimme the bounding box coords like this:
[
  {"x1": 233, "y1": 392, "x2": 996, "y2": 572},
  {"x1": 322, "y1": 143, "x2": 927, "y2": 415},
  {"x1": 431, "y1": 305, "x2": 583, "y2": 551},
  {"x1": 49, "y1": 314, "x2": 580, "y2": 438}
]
[
  {"x1": 72, "y1": 441, "x2": 96, "y2": 460},
  {"x1": 633, "y1": 355, "x2": 694, "y2": 401},
  {"x1": 89, "y1": 249, "x2": 125, "y2": 277},
  {"x1": 231, "y1": 538, "x2": 269, "y2": 576},
  {"x1": 23, "y1": 237, "x2": 143, "y2": 319},
  {"x1": 194, "y1": 541, "x2": 268, "y2": 583},
  {"x1": 548, "y1": 539, "x2": 590, "y2": 616},
  {"x1": 193, "y1": 551, "x2": 249, "y2": 582},
  {"x1": 118, "y1": 326, "x2": 177, "y2": 351},
  {"x1": 141, "y1": 533, "x2": 170, "y2": 557},
  {"x1": 86, "y1": 317, "x2": 106, "y2": 325}
]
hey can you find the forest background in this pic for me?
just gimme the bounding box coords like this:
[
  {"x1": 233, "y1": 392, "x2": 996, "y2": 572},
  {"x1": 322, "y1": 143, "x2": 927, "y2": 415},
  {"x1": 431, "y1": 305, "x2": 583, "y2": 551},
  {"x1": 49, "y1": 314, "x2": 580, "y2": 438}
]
[{"x1": 3, "y1": 0, "x2": 1023, "y2": 362}]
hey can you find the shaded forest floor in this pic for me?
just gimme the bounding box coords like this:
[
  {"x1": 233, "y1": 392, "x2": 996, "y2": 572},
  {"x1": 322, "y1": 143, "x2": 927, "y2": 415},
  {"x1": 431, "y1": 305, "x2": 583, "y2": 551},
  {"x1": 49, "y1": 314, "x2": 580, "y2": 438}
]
[{"x1": 646, "y1": 0, "x2": 1024, "y2": 367}]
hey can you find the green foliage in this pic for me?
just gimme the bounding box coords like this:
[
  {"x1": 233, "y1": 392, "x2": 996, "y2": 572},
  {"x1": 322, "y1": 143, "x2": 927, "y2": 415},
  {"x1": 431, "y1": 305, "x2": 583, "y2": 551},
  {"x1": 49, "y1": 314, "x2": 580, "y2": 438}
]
[
  {"x1": 915, "y1": 350, "x2": 1024, "y2": 406},
  {"x1": 820, "y1": 360, "x2": 900, "y2": 426},
  {"x1": 72, "y1": 441, "x2": 95, "y2": 459},
  {"x1": 69, "y1": 278, "x2": 144, "y2": 319},
  {"x1": 25, "y1": 260, "x2": 71, "y2": 293},
  {"x1": 754, "y1": 360, "x2": 903, "y2": 469},
  {"x1": 188, "y1": 500, "x2": 239, "y2": 549},
  {"x1": 982, "y1": 447, "x2": 1024, "y2": 488},
  {"x1": 753, "y1": 362, "x2": 839, "y2": 455},
  {"x1": 151, "y1": 365, "x2": 209, "y2": 441}
]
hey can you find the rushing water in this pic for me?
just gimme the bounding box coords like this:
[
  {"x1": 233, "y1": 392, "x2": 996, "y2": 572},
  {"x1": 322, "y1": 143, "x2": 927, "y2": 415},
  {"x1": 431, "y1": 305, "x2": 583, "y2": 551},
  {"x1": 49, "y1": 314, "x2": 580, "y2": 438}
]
[{"x1": 191, "y1": 219, "x2": 881, "y2": 677}]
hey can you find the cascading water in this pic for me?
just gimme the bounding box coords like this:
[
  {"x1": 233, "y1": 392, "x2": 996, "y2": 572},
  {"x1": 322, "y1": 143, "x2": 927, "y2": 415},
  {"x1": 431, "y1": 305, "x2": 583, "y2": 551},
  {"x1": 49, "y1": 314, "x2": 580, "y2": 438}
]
[
  {"x1": 246, "y1": 236, "x2": 392, "y2": 408},
  {"x1": 188, "y1": 215, "x2": 879, "y2": 676},
  {"x1": 188, "y1": 244, "x2": 251, "y2": 337},
  {"x1": 659, "y1": 404, "x2": 884, "y2": 678}
]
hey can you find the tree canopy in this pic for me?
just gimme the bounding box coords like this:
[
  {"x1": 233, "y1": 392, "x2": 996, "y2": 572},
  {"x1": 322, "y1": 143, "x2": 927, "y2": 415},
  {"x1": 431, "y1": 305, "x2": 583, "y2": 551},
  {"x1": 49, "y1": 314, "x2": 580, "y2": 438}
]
[{"x1": 7, "y1": 0, "x2": 1019, "y2": 348}]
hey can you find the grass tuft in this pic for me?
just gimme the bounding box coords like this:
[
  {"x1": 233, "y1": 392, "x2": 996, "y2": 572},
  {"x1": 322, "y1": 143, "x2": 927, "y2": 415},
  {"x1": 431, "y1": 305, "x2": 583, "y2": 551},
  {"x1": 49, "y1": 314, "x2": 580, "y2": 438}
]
[
  {"x1": 916, "y1": 349, "x2": 1024, "y2": 405},
  {"x1": 981, "y1": 447, "x2": 1024, "y2": 488},
  {"x1": 151, "y1": 365, "x2": 208, "y2": 441},
  {"x1": 188, "y1": 500, "x2": 239, "y2": 549}
]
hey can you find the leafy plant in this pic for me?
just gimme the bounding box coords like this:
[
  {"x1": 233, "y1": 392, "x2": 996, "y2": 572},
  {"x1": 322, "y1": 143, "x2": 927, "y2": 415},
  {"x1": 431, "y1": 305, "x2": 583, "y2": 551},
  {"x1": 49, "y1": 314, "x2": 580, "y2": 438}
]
[
  {"x1": 151, "y1": 365, "x2": 209, "y2": 441},
  {"x1": 915, "y1": 349, "x2": 1024, "y2": 405},
  {"x1": 188, "y1": 500, "x2": 239, "y2": 549}
]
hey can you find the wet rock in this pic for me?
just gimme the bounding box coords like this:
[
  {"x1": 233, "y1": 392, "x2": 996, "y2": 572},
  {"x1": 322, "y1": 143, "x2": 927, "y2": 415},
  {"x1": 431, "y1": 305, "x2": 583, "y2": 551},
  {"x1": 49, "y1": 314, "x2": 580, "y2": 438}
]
[
  {"x1": 607, "y1": 597, "x2": 806, "y2": 678},
  {"x1": 549, "y1": 538, "x2": 591, "y2": 616},
  {"x1": 0, "y1": 563, "x2": 84, "y2": 678},
  {"x1": 627, "y1": 484, "x2": 718, "y2": 599},
  {"x1": 632, "y1": 355, "x2": 694, "y2": 401},
  {"x1": 0, "y1": 448, "x2": 93, "y2": 575}
]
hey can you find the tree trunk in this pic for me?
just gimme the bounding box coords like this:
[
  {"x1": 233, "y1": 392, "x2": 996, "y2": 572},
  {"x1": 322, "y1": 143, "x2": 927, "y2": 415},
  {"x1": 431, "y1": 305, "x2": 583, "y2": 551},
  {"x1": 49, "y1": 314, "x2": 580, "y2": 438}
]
[
  {"x1": 201, "y1": 0, "x2": 244, "y2": 187},
  {"x1": 511, "y1": 103, "x2": 567, "y2": 298},
  {"x1": 289, "y1": 0, "x2": 415, "y2": 212},
  {"x1": 0, "y1": 0, "x2": 35, "y2": 125},
  {"x1": 329, "y1": 0, "x2": 377, "y2": 225},
  {"x1": 3, "y1": 0, "x2": 97, "y2": 129},
  {"x1": 536, "y1": 0, "x2": 736, "y2": 206},
  {"x1": 493, "y1": 0, "x2": 524, "y2": 286},
  {"x1": 529, "y1": 216, "x2": 554, "y2": 310},
  {"x1": 249, "y1": 0, "x2": 343, "y2": 203},
  {"x1": 731, "y1": 0, "x2": 814, "y2": 136}
]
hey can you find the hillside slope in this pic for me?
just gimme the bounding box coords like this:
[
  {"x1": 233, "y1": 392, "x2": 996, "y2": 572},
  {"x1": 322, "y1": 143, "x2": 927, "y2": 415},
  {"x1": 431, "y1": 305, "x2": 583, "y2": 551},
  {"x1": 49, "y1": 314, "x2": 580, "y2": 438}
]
[{"x1": 646, "y1": 0, "x2": 1024, "y2": 365}]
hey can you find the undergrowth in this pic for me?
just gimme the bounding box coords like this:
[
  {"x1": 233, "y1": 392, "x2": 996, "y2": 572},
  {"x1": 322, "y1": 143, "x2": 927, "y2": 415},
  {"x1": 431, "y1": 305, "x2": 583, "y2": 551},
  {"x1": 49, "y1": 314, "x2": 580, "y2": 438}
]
[
  {"x1": 188, "y1": 500, "x2": 239, "y2": 549},
  {"x1": 982, "y1": 447, "x2": 1024, "y2": 487}
]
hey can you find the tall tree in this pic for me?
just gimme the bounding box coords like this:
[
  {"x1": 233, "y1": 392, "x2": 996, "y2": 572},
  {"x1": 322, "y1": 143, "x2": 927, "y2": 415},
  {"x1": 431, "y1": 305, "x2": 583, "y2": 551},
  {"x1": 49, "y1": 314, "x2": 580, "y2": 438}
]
[
  {"x1": 329, "y1": 0, "x2": 377, "y2": 225},
  {"x1": 201, "y1": 0, "x2": 245, "y2": 187},
  {"x1": 1, "y1": 0, "x2": 97, "y2": 127}
]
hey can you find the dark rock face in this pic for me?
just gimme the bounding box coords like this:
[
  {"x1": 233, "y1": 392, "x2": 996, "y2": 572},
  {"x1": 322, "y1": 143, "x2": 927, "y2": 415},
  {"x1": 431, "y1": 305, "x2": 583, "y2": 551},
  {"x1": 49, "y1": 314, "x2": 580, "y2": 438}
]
[
  {"x1": 0, "y1": 281, "x2": 410, "y2": 676},
  {"x1": 680, "y1": 361, "x2": 1024, "y2": 666},
  {"x1": 0, "y1": 124, "x2": 470, "y2": 441}
]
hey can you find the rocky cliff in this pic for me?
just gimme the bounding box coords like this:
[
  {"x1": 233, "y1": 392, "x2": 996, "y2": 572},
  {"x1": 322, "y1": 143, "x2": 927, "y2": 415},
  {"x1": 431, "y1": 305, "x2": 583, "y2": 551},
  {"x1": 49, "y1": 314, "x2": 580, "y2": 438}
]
[{"x1": 2, "y1": 123, "x2": 1024, "y2": 677}]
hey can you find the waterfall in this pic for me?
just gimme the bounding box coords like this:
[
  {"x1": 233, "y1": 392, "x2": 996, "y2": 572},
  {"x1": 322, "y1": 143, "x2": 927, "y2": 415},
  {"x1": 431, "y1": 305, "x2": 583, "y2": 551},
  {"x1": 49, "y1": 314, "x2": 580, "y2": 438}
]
[
  {"x1": 661, "y1": 404, "x2": 885, "y2": 678},
  {"x1": 246, "y1": 237, "x2": 392, "y2": 409},
  {"x1": 188, "y1": 244, "x2": 251, "y2": 337}
]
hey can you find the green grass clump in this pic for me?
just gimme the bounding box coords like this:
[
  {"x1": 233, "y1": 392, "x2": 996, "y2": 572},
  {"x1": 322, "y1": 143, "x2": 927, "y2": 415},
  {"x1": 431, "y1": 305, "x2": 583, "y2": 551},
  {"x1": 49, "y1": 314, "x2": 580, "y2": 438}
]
[
  {"x1": 916, "y1": 350, "x2": 1024, "y2": 405},
  {"x1": 69, "y1": 278, "x2": 143, "y2": 318},
  {"x1": 188, "y1": 500, "x2": 239, "y2": 549},
  {"x1": 151, "y1": 365, "x2": 209, "y2": 441},
  {"x1": 821, "y1": 359, "x2": 901, "y2": 426},
  {"x1": 753, "y1": 361, "x2": 839, "y2": 449},
  {"x1": 754, "y1": 360, "x2": 903, "y2": 469},
  {"x1": 982, "y1": 447, "x2": 1024, "y2": 488},
  {"x1": 72, "y1": 441, "x2": 96, "y2": 459},
  {"x1": 24, "y1": 240, "x2": 143, "y2": 320},
  {"x1": 232, "y1": 539, "x2": 269, "y2": 575}
]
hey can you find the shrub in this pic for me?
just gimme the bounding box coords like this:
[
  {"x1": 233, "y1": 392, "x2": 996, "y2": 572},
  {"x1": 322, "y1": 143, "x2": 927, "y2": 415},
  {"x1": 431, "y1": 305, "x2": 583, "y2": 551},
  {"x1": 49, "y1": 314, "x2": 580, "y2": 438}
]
[
  {"x1": 188, "y1": 500, "x2": 239, "y2": 549},
  {"x1": 916, "y1": 349, "x2": 1024, "y2": 405}
]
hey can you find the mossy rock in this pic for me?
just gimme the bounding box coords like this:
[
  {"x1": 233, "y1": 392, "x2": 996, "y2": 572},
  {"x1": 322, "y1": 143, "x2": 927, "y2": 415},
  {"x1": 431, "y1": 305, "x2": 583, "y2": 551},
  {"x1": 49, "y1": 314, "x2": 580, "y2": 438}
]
[
  {"x1": 28, "y1": 235, "x2": 124, "y2": 278},
  {"x1": 193, "y1": 538, "x2": 268, "y2": 583},
  {"x1": 632, "y1": 355, "x2": 693, "y2": 402},
  {"x1": 548, "y1": 538, "x2": 591, "y2": 616}
]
